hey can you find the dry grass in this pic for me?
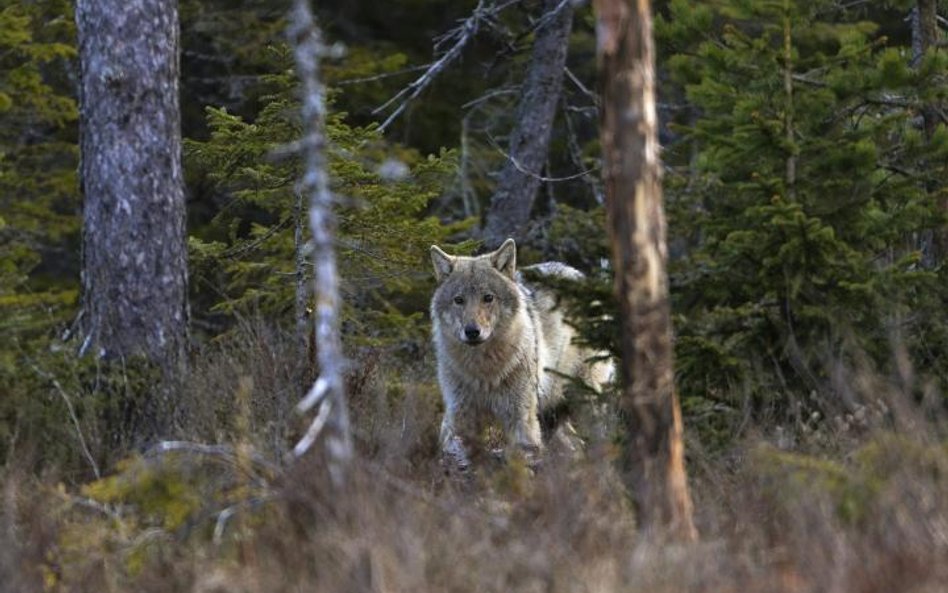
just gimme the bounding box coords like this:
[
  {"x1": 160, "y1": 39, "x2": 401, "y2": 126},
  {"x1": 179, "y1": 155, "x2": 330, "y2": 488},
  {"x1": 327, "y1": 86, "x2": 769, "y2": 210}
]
[{"x1": 2, "y1": 324, "x2": 946, "y2": 593}]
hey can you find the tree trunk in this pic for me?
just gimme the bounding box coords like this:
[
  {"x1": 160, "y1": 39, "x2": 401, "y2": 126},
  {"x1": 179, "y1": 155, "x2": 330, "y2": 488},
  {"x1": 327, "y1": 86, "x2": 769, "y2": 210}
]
[
  {"x1": 483, "y1": 0, "x2": 573, "y2": 246},
  {"x1": 915, "y1": 0, "x2": 940, "y2": 140},
  {"x1": 782, "y1": 5, "x2": 796, "y2": 196},
  {"x1": 911, "y1": 0, "x2": 945, "y2": 266},
  {"x1": 593, "y1": 0, "x2": 697, "y2": 542},
  {"x1": 289, "y1": 0, "x2": 353, "y2": 490},
  {"x1": 76, "y1": 1, "x2": 189, "y2": 372}
]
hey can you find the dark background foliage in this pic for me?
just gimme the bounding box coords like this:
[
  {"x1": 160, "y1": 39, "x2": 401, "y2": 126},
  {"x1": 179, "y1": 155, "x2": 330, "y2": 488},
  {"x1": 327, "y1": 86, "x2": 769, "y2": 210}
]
[{"x1": 1, "y1": 0, "x2": 947, "y2": 589}]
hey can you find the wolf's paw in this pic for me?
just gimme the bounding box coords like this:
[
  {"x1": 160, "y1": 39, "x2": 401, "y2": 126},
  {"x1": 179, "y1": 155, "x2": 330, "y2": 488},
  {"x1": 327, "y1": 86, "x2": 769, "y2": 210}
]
[
  {"x1": 510, "y1": 444, "x2": 542, "y2": 474},
  {"x1": 547, "y1": 421, "x2": 585, "y2": 460},
  {"x1": 441, "y1": 436, "x2": 471, "y2": 475}
]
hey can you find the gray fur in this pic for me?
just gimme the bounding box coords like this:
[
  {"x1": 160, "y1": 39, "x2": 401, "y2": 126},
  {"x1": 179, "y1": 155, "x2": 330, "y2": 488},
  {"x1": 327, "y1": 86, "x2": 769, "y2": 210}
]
[{"x1": 429, "y1": 239, "x2": 612, "y2": 464}]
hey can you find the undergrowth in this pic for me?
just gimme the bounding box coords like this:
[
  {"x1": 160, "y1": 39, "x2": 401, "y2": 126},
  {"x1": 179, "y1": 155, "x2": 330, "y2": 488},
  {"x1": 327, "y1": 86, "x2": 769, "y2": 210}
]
[{"x1": 2, "y1": 321, "x2": 946, "y2": 593}]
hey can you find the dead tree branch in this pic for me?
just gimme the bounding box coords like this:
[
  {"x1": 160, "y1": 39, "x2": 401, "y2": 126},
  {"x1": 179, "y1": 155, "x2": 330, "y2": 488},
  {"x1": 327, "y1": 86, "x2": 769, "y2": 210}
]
[
  {"x1": 373, "y1": 0, "x2": 524, "y2": 132},
  {"x1": 485, "y1": 130, "x2": 599, "y2": 182},
  {"x1": 287, "y1": 0, "x2": 353, "y2": 489}
]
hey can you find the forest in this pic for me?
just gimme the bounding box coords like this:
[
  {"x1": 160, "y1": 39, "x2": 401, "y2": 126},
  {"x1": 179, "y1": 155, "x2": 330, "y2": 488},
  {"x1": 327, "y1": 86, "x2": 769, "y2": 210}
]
[{"x1": 2, "y1": 0, "x2": 947, "y2": 591}]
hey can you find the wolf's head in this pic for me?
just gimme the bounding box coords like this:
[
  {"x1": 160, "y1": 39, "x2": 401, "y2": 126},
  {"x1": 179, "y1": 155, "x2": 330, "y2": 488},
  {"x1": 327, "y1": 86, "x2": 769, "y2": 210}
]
[{"x1": 429, "y1": 238, "x2": 521, "y2": 346}]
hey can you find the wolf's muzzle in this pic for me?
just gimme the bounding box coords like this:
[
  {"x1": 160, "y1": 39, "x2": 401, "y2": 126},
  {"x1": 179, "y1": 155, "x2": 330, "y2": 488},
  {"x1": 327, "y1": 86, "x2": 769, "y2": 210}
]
[{"x1": 462, "y1": 324, "x2": 485, "y2": 344}]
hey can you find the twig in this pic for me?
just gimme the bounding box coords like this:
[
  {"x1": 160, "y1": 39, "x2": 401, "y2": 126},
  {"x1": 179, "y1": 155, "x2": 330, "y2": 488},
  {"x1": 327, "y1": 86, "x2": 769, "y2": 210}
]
[
  {"x1": 212, "y1": 495, "x2": 274, "y2": 545},
  {"x1": 335, "y1": 63, "x2": 432, "y2": 86},
  {"x1": 498, "y1": 0, "x2": 573, "y2": 49},
  {"x1": 373, "y1": 0, "x2": 524, "y2": 132},
  {"x1": 563, "y1": 101, "x2": 603, "y2": 204},
  {"x1": 221, "y1": 215, "x2": 293, "y2": 259},
  {"x1": 461, "y1": 87, "x2": 520, "y2": 111},
  {"x1": 147, "y1": 440, "x2": 279, "y2": 473},
  {"x1": 459, "y1": 116, "x2": 477, "y2": 217},
  {"x1": 296, "y1": 376, "x2": 329, "y2": 413},
  {"x1": 213, "y1": 505, "x2": 237, "y2": 544},
  {"x1": 293, "y1": 399, "x2": 333, "y2": 458},
  {"x1": 486, "y1": 131, "x2": 599, "y2": 182},
  {"x1": 65, "y1": 494, "x2": 124, "y2": 522},
  {"x1": 791, "y1": 73, "x2": 827, "y2": 87},
  {"x1": 27, "y1": 361, "x2": 100, "y2": 479},
  {"x1": 564, "y1": 66, "x2": 599, "y2": 106}
]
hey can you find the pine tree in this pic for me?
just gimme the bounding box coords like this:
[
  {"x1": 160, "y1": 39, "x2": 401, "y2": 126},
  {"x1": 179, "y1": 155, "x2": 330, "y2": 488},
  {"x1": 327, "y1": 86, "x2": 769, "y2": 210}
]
[
  {"x1": 0, "y1": 0, "x2": 83, "y2": 467},
  {"x1": 186, "y1": 52, "x2": 473, "y2": 350},
  {"x1": 658, "y1": 0, "x2": 948, "y2": 414},
  {"x1": 0, "y1": 0, "x2": 79, "y2": 349}
]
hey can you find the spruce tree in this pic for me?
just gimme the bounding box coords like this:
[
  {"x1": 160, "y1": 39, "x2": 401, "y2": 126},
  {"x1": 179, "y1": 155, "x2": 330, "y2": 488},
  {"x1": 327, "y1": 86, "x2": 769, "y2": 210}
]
[
  {"x1": 658, "y1": 0, "x2": 948, "y2": 413},
  {"x1": 0, "y1": 0, "x2": 79, "y2": 347},
  {"x1": 186, "y1": 57, "x2": 472, "y2": 349}
]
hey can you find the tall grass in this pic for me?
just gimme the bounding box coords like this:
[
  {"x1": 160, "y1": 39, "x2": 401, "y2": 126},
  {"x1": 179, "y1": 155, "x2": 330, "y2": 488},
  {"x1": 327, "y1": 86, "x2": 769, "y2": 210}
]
[{"x1": 2, "y1": 321, "x2": 945, "y2": 593}]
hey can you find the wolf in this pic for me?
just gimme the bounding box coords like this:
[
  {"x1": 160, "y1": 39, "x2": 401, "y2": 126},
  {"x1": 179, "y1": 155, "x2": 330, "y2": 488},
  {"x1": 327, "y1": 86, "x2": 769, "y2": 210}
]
[{"x1": 429, "y1": 238, "x2": 612, "y2": 467}]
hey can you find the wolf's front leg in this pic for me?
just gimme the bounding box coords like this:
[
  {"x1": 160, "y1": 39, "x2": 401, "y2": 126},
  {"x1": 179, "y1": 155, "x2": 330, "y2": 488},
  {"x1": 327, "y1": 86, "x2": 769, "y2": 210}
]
[
  {"x1": 507, "y1": 401, "x2": 543, "y2": 468},
  {"x1": 439, "y1": 410, "x2": 471, "y2": 473}
]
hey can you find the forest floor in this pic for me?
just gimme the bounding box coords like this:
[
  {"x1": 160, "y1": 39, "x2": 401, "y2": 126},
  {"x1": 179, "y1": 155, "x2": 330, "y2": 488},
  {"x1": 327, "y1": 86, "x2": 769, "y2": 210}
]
[{"x1": 2, "y1": 322, "x2": 946, "y2": 593}]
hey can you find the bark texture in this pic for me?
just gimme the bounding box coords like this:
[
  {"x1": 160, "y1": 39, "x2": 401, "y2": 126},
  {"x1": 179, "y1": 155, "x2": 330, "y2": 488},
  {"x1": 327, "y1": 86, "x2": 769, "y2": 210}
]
[
  {"x1": 76, "y1": 0, "x2": 189, "y2": 371},
  {"x1": 289, "y1": 0, "x2": 354, "y2": 490},
  {"x1": 593, "y1": 0, "x2": 697, "y2": 542},
  {"x1": 483, "y1": 0, "x2": 573, "y2": 246}
]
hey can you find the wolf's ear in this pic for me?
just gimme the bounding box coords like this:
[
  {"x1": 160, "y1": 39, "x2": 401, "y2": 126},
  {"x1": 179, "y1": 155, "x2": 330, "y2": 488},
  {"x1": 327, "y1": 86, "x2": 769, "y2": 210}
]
[
  {"x1": 430, "y1": 245, "x2": 455, "y2": 282},
  {"x1": 490, "y1": 238, "x2": 517, "y2": 279}
]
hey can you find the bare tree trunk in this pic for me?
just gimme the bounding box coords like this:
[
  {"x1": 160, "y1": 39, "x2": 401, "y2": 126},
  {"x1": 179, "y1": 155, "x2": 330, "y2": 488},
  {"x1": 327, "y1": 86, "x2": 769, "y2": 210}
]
[
  {"x1": 915, "y1": 0, "x2": 940, "y2": 140},
  {"x1": 593, "y1": 0, "x2": 697, "y2": 542},
  {"x1": 911, "y1": 0, "x2": 945, "y2": 266},
  {"x1": 483, "y1": 0, "x2": 573, "y2": 246},
  {"x1": 288, "y1": 0, "x2": 353, "y2": 490},
  {"x1": 76, "y1": 0, "x2": 189, "y2": 427},
  {"x1": 782, "y1": 4, "x2": 796, "y2": 196}
]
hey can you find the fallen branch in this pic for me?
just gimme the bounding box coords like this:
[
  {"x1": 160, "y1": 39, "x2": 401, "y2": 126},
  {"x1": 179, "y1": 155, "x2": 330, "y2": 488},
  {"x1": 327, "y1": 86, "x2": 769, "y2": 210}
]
[{"x1": 146, "y1": 440, "x2": 280, "y2": 475}]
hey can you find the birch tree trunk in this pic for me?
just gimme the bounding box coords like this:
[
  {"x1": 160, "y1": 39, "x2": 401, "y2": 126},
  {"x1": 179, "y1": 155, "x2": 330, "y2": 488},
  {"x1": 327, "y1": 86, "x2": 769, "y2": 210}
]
[
  {"x1": 76, "y1": 1, "x2": 189, "y2": 373},
  {"x1": 289, "y1": 0, "x2": 353, "y2": 489},
  {"x1": 593, "y1": 0, "x2": 697, "y2": 542},
  {"x1": 483, "y1": 0, "x2": 573, "y2": 245}
]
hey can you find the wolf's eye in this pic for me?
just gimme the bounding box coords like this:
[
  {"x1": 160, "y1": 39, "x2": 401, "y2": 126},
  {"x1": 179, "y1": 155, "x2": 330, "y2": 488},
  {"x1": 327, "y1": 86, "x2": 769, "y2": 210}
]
[
  {"x1": 483, "y1": 294, "x2": 494, "y2": 303},
  {"x1": 453, "y1": 296, "x2": 464, "y2": 305}
]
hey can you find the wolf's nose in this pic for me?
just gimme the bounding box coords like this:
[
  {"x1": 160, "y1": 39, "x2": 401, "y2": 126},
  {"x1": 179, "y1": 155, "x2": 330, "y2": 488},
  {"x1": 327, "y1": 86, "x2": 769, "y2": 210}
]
[{"x1": 464, "y1": 325, "x2": 481, "y2": 340}]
